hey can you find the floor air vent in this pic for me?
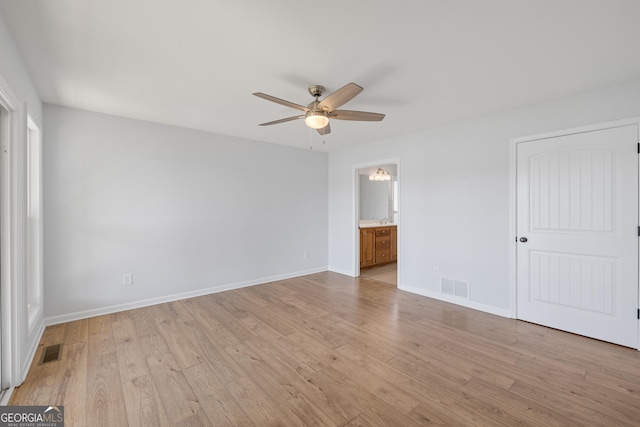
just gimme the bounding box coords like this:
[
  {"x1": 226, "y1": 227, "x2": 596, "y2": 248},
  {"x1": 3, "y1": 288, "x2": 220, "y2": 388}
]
[
  {"x1": 39, "y1": 344, "x2": 63, "y2": 365},
  {"x1": 441, "y1": 278, "x2": 469, "y2": 299}
]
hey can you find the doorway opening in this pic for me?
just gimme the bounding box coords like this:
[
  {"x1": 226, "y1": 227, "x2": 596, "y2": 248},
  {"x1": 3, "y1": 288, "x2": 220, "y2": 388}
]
[{"x1": 355, "y1": 161, "x2": 399, "y2": 286}]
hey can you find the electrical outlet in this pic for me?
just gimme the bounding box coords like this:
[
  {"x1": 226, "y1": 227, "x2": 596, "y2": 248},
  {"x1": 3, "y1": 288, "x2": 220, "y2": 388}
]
[
  {"x1": 433, "y1": 267, "x2": 439, "y2": 277},
  {"x1": 123, "y1": 274, "x2": 133, "y2": 286},
  {"x1": 304, "y1": 250, "x2": 310, "y2": 259}
]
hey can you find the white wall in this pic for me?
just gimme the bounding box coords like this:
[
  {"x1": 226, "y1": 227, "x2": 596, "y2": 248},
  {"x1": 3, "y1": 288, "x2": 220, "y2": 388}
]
[
  {"x1": 329, "y1": 79, "x2": 640, "y2": 315},
  {"x1": 43, "y1": 105, "x2": 328, "y2": 322},
  {"x1": 0, "y1": 16, "x2": 41, "y2": 124},
  {"x1": 0, "y1": 12, "x2": 44, "y2": 390}
]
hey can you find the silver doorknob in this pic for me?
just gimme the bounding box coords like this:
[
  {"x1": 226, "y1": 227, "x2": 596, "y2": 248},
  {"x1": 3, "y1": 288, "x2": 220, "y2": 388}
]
[{"x1": 519, "y1": 237, "x2": 528, "y2": 243}]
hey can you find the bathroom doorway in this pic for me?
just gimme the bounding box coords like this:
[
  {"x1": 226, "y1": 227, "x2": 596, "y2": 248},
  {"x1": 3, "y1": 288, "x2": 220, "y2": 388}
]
[{"x1": 356, "y1": 161, "x2": 399, "y2": 286}]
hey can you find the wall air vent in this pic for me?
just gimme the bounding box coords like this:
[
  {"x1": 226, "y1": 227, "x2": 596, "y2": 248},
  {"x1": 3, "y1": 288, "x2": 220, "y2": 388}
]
[{"x1": 440, "y1": 278, "x2": 469, "y2": 299}]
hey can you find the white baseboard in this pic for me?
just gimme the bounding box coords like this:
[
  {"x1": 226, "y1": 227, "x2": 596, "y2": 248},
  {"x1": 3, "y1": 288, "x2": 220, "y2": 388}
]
[
  {"x1": 0, "y1": 387, "x2": 14, "y2": 406},
  {"x1": 22, "y1": 319, "x2": 45, "y2": 383},
  {"x1": 45, "y1": 267, "x2": 328, "y2": 326},
  {"x1": 399, "y1": 284, "x2": 513, "y2": 318},
  {"x1": 327, "y1": 266, "x2": 356, "y2": 277}
]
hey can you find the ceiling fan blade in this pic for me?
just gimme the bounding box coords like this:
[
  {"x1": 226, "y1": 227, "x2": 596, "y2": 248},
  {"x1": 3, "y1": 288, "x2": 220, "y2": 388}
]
[
  {"x1": 318, "y1": 83, "x2": 363, "y2": 111},
  {"x1": 316, "y1": 123, "x2": 331, "y2": 135},
  {"x1": 253, "y1": 92, "x2": 309, "y2": 112},
  {"x1": 330, "y1": 110, "x2": 385, "y2": 121},
  {"x1": 258, "y1": 115, "x2": 305, "y2": 126}
]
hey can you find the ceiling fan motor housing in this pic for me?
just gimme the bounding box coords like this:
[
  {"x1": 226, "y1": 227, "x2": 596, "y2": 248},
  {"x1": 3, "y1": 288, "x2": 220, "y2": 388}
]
[{"x1": 308, "y1": 85, "x2": 325, "y2": 98}]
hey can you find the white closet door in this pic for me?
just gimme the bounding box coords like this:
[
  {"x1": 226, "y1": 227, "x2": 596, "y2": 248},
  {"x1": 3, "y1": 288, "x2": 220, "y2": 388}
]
[{"x1": 517, "y1": 124, "x2": 638, "y2": 348}]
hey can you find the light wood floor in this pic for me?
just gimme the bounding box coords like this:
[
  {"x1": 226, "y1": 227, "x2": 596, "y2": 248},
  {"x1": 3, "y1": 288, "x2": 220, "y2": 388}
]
[
  {"x1": 360, "y1": 262, "x2": 397, "y2": 286},
  {"x1": 10, "y1": 272, "x2": 640, "y2": 426}
]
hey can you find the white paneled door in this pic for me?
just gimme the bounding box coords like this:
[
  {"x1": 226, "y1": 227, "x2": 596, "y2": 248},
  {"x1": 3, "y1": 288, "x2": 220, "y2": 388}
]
[{"x1": 517, "y1": 124, "x2": 639, "y2": 348}]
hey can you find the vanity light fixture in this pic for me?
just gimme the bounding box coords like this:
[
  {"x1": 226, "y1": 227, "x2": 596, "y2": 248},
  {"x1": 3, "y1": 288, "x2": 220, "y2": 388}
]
[{"x1": 369, "y1": 168, "x2": 391, "y2": 181}]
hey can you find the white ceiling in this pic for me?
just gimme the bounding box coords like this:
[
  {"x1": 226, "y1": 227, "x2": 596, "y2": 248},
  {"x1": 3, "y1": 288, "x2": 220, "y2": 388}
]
[{"x1": 2, "y1": 0, "x2": 640, "y2": 152}]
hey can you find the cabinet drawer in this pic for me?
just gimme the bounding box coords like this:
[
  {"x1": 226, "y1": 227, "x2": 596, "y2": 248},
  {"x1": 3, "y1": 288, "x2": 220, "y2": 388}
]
[
  {"x1": 375, "y1": 228, "x2": 390, "y2": 237},
  {"x1": 375, "y1": 237, "x2": 390, "y2": 249},
  {"x1": 375, "y1": 249, "x2": 391, "y2": 263}
]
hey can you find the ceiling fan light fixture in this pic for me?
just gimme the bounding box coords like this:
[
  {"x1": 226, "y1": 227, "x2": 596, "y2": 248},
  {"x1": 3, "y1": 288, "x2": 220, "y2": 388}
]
[{"x1": 304, "y1": 111, "x2": 329, "y2": 129}]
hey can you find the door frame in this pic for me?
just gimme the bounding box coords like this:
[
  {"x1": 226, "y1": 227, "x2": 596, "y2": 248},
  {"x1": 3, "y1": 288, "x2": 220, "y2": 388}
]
[
  {"x1": 0, "y1": 73, "x2": 20, "y2": 400},
  {"x1": 509, "y1": 117, "x2": 640, "y2": 350},
  {"x1": 352, "y1": 158, "x2": 400, "y2": 280}
]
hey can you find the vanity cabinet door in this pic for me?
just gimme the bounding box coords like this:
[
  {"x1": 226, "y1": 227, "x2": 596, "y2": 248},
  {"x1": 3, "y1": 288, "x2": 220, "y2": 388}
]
[{"x1": 360, "y1": 229, "x2": 375, "y2": 267}]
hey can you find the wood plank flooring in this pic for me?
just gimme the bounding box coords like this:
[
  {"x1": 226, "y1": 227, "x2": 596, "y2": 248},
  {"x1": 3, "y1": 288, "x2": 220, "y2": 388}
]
[
  {"x1": 360, "y1": 262, "x2": 397, "y2": 286},
  {"x1": 10, "y1": 271, "x2": 640, "y2": 426}
]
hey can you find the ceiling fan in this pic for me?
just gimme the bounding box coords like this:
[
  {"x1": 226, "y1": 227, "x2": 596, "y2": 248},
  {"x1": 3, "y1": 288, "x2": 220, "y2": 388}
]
[{"x1": 253, "y1": 82, "x2": 385, "y2": 135}]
